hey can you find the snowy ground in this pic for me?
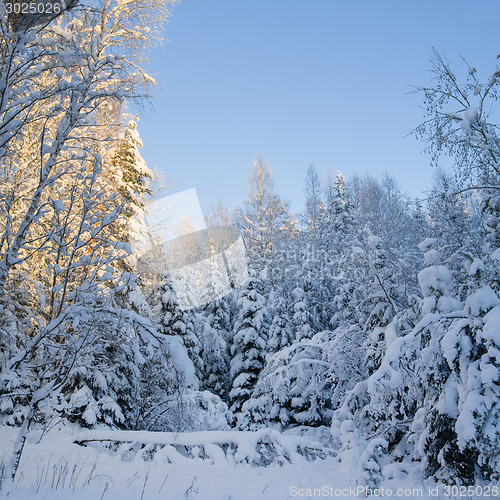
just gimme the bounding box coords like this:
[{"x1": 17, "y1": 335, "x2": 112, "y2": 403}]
[{"x1": 0, "y1": 426, "x2": 486, "y2": 499}]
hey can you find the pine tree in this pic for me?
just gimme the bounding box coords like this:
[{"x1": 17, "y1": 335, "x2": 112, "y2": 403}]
[
  {"x1": 137, "y1": 340, "x2": 183, "y2": 431},
  {"x1": 357, "y1": 439, "x2": 388, "y2": 489},
  {"x1": 154, "y1": 275, "x2": 203, "y2": 382},
  {"x1": 245, "y1": 328, "x2": 335, "y2": 429},
  {"x1": 292, "y1": 281, "x2": 312, "y2": 342},
  {"x1": 428, "y1": 198, "x2": 500, "y2": 481},
  {"x1": 60, "y1": 307, "x2": 141, "y2": 429},
  {"x1": 267, "y1": 291, "x2": 293, "y2": 353},
  {"x1": 197, "y1": 311, "x2": 230, "y2": 400},
  {"x1": 111, "y1": 118, "x2": 152, "y2": 212},
  {"x1": 410, "y1": 239, "x2": 474, "y2": 483},
  {"x1": 0, "y1": 298, "x2": 32, "y2": 426},
  {"x1": 229, "y1": 273, "x2": 268, "y2": 426},
  {"x1": 411, "y1": 53, "x2": 500, "y2": 482},
  {"x1": 109, "y1": 118, "x2": 155, "y2": 272}
]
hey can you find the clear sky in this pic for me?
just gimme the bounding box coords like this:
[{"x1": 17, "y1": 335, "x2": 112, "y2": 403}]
[{"x1": 134, "y1": 0, "x2": 500, "y2": 214}]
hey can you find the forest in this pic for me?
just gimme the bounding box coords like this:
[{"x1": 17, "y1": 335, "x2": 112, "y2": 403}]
[{"x1": 0, "y1": 0, "x2": 499, "y2": 498}]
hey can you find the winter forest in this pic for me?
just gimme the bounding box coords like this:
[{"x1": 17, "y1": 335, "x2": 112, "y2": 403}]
[{"x1": 0, "y1": 0, "x2": 499, "y2": 499}]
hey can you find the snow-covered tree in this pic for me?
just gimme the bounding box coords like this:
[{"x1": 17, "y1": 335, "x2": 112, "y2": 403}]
[
  {"x1": 154, "y1": 275, "x2": 203, "y2": 381},
  {"x1": 303, "y1": 164, "x2": 324, "y2": 237},
  {"x1": 0, "y1": 0, "x2": 173, "y2": 296},
  {"x1": 137, "y1": 339, "x2": 184, "y2": 431},
  {"x1": 196, "y1": 311, "x2": 230, "y2": 400},
  {"x1": 61, "y1": 310, "x2": 141, "y2": 429},
  {"x1": 413, "y1": 50, "x2": 500, "y2": 294},
  {"x1": 235, "y1": 157, "x2": 297, "y2": 267},
  {"x1": 245, "y1": 329, "x2": 337, "y2": 430},
  {"x1": 111, "y1": 119, "x2": 153, "y2": 212},
  {"x1": 357, "y1": 438, "x2": 388, "y2": 490},
  {"x1": 229, "y1": 273, "x2": 268, "y2": 425},
  {"x1": 267, "y1": 291, "x2": 293, "y2": 353},
  {"x1": 292, "y1": 281, "x2": 312, "y2": 342}
]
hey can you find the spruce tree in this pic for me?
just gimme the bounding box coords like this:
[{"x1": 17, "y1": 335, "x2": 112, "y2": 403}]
[
  {"x1": 197, "y1": 311, "x2": 230, "y2": 400},
  {"x1": 229, "y1": 273, "x2": 268, "y2": 425},
  {"x1": 154, "y1": 275, "x2": 203, "y2": 382}
]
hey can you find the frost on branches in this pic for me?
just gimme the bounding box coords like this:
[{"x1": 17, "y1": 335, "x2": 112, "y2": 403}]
[{"x1": 1, "y1": 12, "x2": 500, "y2": 490}]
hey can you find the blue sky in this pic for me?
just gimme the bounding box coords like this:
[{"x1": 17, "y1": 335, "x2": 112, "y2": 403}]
[{"x1": 134, "y1": 0, "x2": 500, "y2": 214}]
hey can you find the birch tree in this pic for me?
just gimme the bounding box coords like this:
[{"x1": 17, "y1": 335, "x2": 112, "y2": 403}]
[
  {"x1": 0, "y1": 0, "x2": 175, "y2": 482},
  {"x1": 0, "y1": 0, "x2": 174, "y2": 295},
  {"x1": 235, "y1": 157, "x2": 297, "y2": 266}
]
